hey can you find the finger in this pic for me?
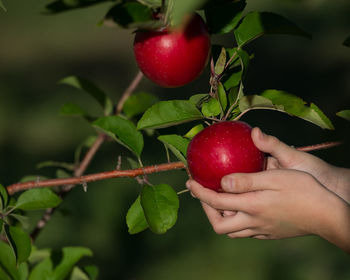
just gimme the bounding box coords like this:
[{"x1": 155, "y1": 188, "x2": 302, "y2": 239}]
[
  {"x1": 221, "y1": 172, "x2": 277, "y2": 193},
  {"x1": 187, "y1": 180, "x2": 252, "y2": 211},
  {"x1": 227, "y1": 229, "x2": 258, "y2": 239},
  {"x1": 251, "y1": 127, "x2": 301, "y2": 167},
  {"x1": 202, "y1": 203, "x2": 253, "y2": 235}
]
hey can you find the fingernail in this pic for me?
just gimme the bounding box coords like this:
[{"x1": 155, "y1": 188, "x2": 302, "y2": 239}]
[
  {"x1": 186, "y1": 180, "x2": 192, "y2": 190},
  {"x1": 221, "y1": 176, "x2": 234, "y2": 191}
]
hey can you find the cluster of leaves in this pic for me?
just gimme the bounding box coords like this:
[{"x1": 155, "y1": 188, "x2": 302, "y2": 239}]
[{"x1": 0, "y1": 184, "x2": 96, "y2": 279}]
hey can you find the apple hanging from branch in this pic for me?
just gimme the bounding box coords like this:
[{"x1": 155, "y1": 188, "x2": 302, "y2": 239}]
[{"x1": 133, "y1": 13, "x2": 211, "y2": 87}]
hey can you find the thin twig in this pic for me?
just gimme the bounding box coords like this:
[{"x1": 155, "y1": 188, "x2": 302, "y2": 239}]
[
  {"x1": 116, "y1": 71, "x2": 143, "y2": 115},
  {"x1": 29, "y1": 70, "x2": 144, "y2": 240}
]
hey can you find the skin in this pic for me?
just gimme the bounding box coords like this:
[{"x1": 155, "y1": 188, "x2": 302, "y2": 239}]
[{"x1": 186, "y1": 127, "x2": 350, "y2": 253}]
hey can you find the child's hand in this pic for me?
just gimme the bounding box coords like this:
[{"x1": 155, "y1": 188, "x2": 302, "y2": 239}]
[{"x1": 251, "y1": 127, "x2": 350, "y2": 204}]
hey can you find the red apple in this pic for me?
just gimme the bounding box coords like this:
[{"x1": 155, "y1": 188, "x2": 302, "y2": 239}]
[
  {"x1": 187, "y1": 121, "x2": 265, "y2": 191},
  {"x1": 133, "y1": 13, "x2": 211, "y2": 87}
]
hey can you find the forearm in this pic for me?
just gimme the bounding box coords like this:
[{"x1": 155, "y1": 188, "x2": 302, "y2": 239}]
[{"x1": 320, "y1": 193, "x2": 350, "y2": 253}]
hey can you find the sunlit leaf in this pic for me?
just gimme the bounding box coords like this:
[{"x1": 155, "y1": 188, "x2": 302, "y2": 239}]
[
  {"x1": 137, "y1": 100, "x2": 203, "y2": 129},
  {"x1": 184, "y1": 124, "x2": 204, "y2": 139},
  {"x1": 15, "y1": 189, "x2": 62, "y2": 211},
  {"x1": 60, "y1": 76, "x2": 113, "y2": 116},
  {"x1": 141, "y1": 184, "x2": 179, "y2": 234},
  {"x1": 4, "y1": 225, "x2": 32, "y2": 264},
  {"x1": 126, "y1": 196, "x2": 148, "y2": 234},
  {"x1": 337, "y1": 110, "x2": 350, "y2": 121},
  {"x1": 123, "y1": 92, "x2": 159, "y2": 118},
  {"x1": 261, "y1": 90, "x2": 334, "y2": 129},
  {"x1": 205, "y1": 0, "x2": 246, "y2": 34},
  {"x1": 188, "y1": 94, "x2": 210, "y2": 107},
  {"x1": 201, "y1": 98, "x2": 221, "y2": 117},
  {"x1": 157, "y1": 134, "x2": 190, "y2": 162},
  {"x1": 234, "y1": 11, "x2": 311, "y2": 47},
  {"x1": 69, "y1": 266, "x2": 89, "y2": 280},
  {"x1": 93, "y1": 116, "x2": 144, "y2": 157}
]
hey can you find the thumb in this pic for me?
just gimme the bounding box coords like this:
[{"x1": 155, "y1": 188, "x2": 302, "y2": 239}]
[
  {"x1": 221, "y1": 172, "x2": 267, "y2": 193},
  {"x1": 251, "y1": 127, "x2": 301, "y2": 167}
]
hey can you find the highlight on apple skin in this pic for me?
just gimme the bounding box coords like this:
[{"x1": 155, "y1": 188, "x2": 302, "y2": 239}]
[
  {"x1": 133, "y1": 13, "x2": 211, "y2": 88},
  {"x1": 187, "y1": 121, "x2": 266, "y2": 191}
]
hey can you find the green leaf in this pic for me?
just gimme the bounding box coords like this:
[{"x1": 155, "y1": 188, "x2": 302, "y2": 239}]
[
  {"x1": 18, "y1": 263, "x2": 29, "y2": 280},
  {"x1": 51, "y1": 247, "x2": 93, "y2": 280},
  {"x1": 188, "y1": 94, "x2": 210, "y2": 107},
  {"x1": 141, "y1": 184, "x2": 179, "y2": 234},
  {"x1": 0, "y1": 266, "x2": 11, "y2": 280},
  {"x1": 0, "y1": 0, "x2": 7, "y2": 12},
  {"x1": 223, "y1": 71, "x2": 242, "y2": 90},
  {"x1": 4, "y1": 225, "x2": 32, "y2": 265},
  {"x1": 157, "y1": 134, "x2": 190, "y2": 163},
  {"x1": 184, "y1": 124, "x2": 204, "y2": 139},
  {"x1": 9, "y1": 214, "x2": 30, "y2": 229},
  {"x1": 29, "y1": 258, "x2": 53, "y2": 280},
  {"x1": 237, "y1": 48, "x2": 250, "y2": 78},
  {"x1": 82, "y1": 265, "x2": 98, "y2": 280},
  {"x1": 60, "y1": 76, "x2": 113, "y2": 116},
  {"x1": 201, "y1": 98, "x2": 221, "y2": 117},
  {"x1": 123, "y1": 92, "x2": 159, "y2": 118},
  {"x1": 214, "y1": 47, "x2": 226, "y2": 75},
  {"x1": 69, "y1": 267, "x2": 89, "y2": 280},
  {"x1": 45, "y1": 0, "x2": 111, "y2": 14},
  {"x1": 104, "y1": 2, "x2": 153, "y2": 29},
  {"x1": 167, "y1": 0, "x2": 207, "y2": 26},
  {"x1": 137, "y1": 100, "x2": 203, "y2": 129},
  {"x1": 126, "y1": 196, "x2": 149, "y2": 234},
  {"x1": 205, "y1": 0, "x2": 246, "y2": 34},
  {"x1": 343, "y1": 35, "x2": 350, "y2": 47},
  {"x1": 337, "y1": 110, "x2": 350, "y2": 121},
  {"x1": 0, "y1": 184, "x2": 8, "y2": 210},
  {"x1": 234, "y1": 11, "x2": 311, "y2": 47},
  {"x1": 15, "y1": 189, "x2": 62, "y2": 211},
  {"x1": 0, "y1": 241, "x2": 19, "y2": 280},
  {"x1": 93, "y1": 116, "x2": 143, "y2": 157},
  {"x1": 28, "y1": 247, "x2": 51, "y2": 265},
  {"x1": 217, "y1": 82, "x2": 227, "y2": 111},
  {"x1": 261, "y1": 90, "x2": 334, "y2": 129},
  {"x1": 126, "y1": 157, "x2": 140, "y2": 169},
  {"x1": 239, "y1": 95, "x2": 275, "y2": 112}
]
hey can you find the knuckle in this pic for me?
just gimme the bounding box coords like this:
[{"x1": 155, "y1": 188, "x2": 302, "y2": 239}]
[{"x1": 212, "y1": 223, "x2": 225, "y2": 235}]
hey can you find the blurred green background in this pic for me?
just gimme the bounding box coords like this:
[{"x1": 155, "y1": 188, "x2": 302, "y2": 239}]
[{"x1": 1, "y1": 0, "x2": 350, "y2": 279}]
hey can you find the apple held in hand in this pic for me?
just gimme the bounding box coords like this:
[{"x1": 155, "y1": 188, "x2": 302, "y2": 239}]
[
  {"x1": 133, "y1": 13, "x2": 211, "y2": 87},
  {"x1": 187, "y1": 121, "x2": 265, "y2": 191}
]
